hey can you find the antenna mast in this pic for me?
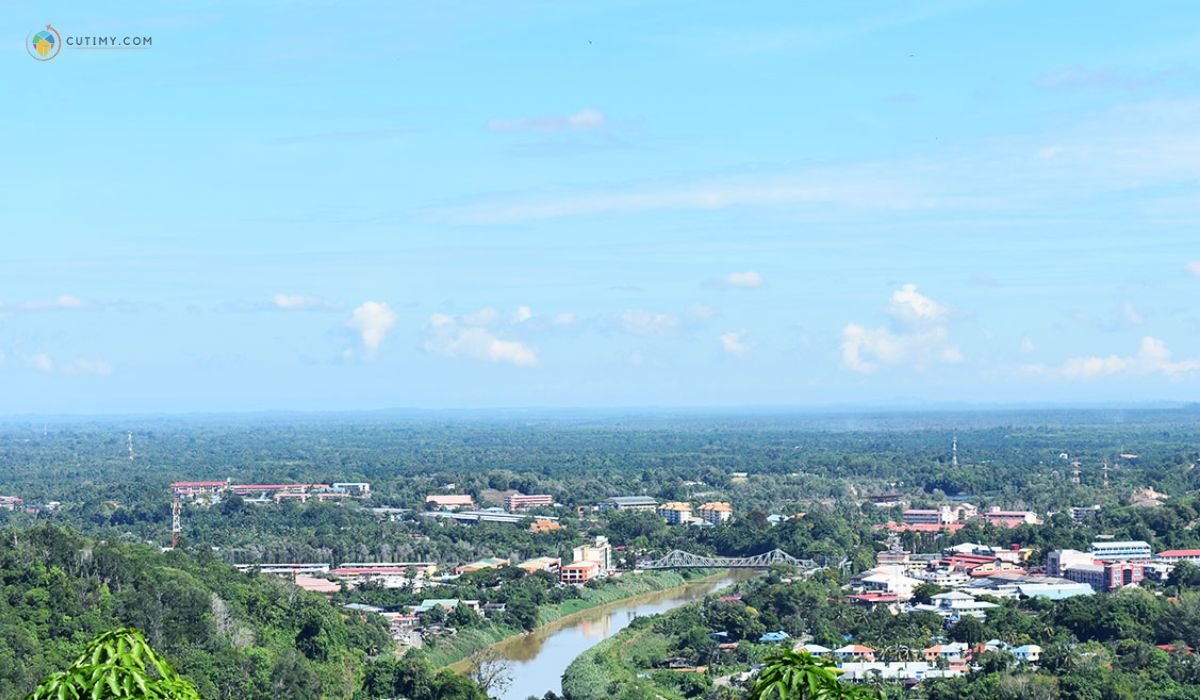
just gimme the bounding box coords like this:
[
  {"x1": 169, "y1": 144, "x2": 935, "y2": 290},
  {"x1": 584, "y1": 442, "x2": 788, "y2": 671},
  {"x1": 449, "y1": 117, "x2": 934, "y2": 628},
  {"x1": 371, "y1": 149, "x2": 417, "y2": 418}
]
[{"x1": 171, "y1": 495, "x2": 181, "y2": 549}]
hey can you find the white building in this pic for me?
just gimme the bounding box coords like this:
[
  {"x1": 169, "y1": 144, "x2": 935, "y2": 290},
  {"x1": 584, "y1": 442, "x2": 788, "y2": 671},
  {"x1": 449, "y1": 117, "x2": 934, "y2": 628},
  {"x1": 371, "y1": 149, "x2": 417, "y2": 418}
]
[
  {"x1": 1046, "y1": 549, "x2": 1094, "y2": 577},
  {"x1": 913, "y1": 591, "x2": 999, "y2": 620},
  {"x1": 1089, "y1": 541, "x2": 1152, "y2": 561}
]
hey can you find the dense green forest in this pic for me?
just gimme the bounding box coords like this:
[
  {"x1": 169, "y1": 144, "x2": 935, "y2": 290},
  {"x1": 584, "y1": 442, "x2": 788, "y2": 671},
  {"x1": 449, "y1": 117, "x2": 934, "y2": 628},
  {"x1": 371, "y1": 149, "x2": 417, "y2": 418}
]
[{"x1": 0, "y1": 525, "x2": 483, "y2": 700}]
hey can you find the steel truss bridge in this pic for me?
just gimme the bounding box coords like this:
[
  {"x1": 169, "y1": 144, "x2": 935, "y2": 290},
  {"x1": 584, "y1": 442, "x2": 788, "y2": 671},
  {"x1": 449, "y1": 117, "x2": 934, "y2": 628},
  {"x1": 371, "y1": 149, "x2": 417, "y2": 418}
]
[{"x1": 642, "y1": 548, "x2": 820, "y2": 571}]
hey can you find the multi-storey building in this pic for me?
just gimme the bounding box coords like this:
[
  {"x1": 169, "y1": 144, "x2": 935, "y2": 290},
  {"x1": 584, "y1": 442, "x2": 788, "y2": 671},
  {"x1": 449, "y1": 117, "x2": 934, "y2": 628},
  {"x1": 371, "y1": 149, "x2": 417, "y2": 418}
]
[
  {"x1": 902, "y1": 506, "x2": 956, "y2": 525},
  {"x1": 600, "y1": 496, "x2": 658, "y2": 512},
  {"x1": 658, "y1": 502, "x2": 693, "y2": 524},
  {"x1": 505, "y1": 493, "x2": 553, "y2": 511},
  {"x1": 1046, "y1": 549, "x2": 1094, "y2": 577},
  {"x1": 698, "y1": 502, "x2": 733, "y2": 524},
  {"x1": 1089, "y1": 540, "x2": 1152, "y2": 561},
  {"x1": 1065, "y1": 561, "x2": 1146, "y2": 590}
]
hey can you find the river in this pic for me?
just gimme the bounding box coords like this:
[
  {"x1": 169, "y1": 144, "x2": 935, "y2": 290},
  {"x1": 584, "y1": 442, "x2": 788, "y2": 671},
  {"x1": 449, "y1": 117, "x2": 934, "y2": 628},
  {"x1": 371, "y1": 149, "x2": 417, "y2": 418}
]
[{"x1": 485, "y1": 572, "x2": 751, "y2": 700}]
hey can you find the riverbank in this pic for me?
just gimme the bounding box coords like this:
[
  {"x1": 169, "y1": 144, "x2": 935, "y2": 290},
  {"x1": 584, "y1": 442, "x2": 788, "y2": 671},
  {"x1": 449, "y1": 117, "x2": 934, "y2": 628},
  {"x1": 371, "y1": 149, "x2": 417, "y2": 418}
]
[{"x1": 434, "y1": 569, "x2": 728, "y2": 670}]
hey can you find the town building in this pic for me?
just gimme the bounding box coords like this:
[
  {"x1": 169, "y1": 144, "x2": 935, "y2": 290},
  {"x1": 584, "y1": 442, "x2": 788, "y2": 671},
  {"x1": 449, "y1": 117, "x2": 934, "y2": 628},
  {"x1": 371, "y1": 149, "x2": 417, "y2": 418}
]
[
  {"x1": 505, "y1": 493, "x2": 554, "y2": 511},
  {"x1": 698, "y1": 502, "x2": 734, "y2": 524},
  {"x1": 1046, "y1": 549, "x2": 1095, "y2": 577},
  {"x1": 426, "y1": 494, "x2": 475, "y2": 510},
  {"x1": 1012, "y1": 644, "x2": 1042, "y2": 663},
  {"x1": 1156, "y1": 549, "x2": 1200, "y2": 564},
  {"x1": 599, "y1": 496, "x2": 658, "y2": 512},
  {"x1": 1089, "y1": 540, "x2": 1152, "y2": 561},
  {"x1": 903, "y1": 506, "x2": 957, "y2": 526},
  {"x1": 1070, "y1": 505, "x2": 1101, "y2": 522},
  {"x1": 560, "y1": 560, "x2": 602, "y2": 584},
  {"x1": 517, "y1": 557, "x2": 561, "y2": 574},
  {"x1": 913, "y1": 591, "x2": 999, "y2": 620},
  {"x1": 834, "y1": 645, "x2": 876, "y2": 662},
  {"x1": 170, "y1": 481, "x2": 228, "y2": 499},
  {"x1": 332, "y1": 482, "x2": 371, "y2": 497},
  {"x1": 658, "y1": 502, "x2": 693, "y2": 525},
  {"x1": 530, "y1": 518, "x2": 562, "y2": 533},
  {"x1": 979, "y1": 507, "x2": 1040, "y2": 528},
  {"x1": 455, "y1": 557, "x2": 510, "y2": 574},
  {"x1": 1064, "y1": 561, "x2": 1146, "y2": 591},
  {"x1": 573, "y1": 535, "x2": 613, "y2": 572},
  {"x1": 293, "y1": 576, "x2": 340, "y2": 597}
]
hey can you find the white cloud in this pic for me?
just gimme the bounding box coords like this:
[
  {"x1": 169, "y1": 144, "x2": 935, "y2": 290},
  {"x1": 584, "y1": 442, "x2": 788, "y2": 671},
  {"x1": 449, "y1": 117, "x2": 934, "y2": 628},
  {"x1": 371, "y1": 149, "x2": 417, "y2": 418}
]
[
  {"x1": 487, "y1": 108, "x2": 606, "y2": 133},
  {"x1": 424, "y1": 315, "x2": 539, "y2": 367},
  {"x1": 21, "y1": 295, "x2": 87, "y2": 311},
  {"x1": 347, "y1": 301, "x2": 397, "y2": 354},
  {"x1": 61, "y1": 359, "x2": 113, "y2": 376},
  {"x1": 686, "y1": 304, "x2": 717, "y2": 320},
  {"x1": 723, "y1": 271, "x2": 764, "y2": 289},
  {"x1": 27, "y1": 354, "x2": 54, "y2": 374},
  {"x1": 887, "y1": 283, "x2": 949, "y2": 325},
  {"x1": 273, "y1": 293, "x2": 341, "y2": 311},
  {"x1": 616, "y1": 310, "x2": 681, "y2": 336},
  {"x1": 1122, "y1": 302, "x2": 1145, "y2": 326},
  {"x1": 841, "y1": 284, "x2": 961, "y2": 373},
  {"x1": 1021, "y1": 336, "x2": 1036, "y2": 354},
  {"x1": 513, "y1": 306, "x2": 533, "y2": 323},
  {"x1": 1187, "y1": 261, "x2": 1200, "y2": 277},
  {"x1": 551, "y1": 312, "x2": 576, "y2": 326},
  {"x1": 22, "y1": 354, "x2": 112, "y2": 376},
  {"x1": 463, "y1": 307, "x2": 501, "y2": 326},
  {"x1": 1023, "y1": 336, "x2": 1200, "y2": 380},
  {"x1": 719, "y1": 331, "x2": 751, "y2": 358}
]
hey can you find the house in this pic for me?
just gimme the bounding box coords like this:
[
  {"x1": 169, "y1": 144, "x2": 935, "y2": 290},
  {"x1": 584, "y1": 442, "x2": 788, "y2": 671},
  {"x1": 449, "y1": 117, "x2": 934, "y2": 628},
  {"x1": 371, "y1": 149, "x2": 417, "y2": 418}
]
[
  {"x1": 600, "y1": 496, "x2": 658, "y2": 512},
  {"x1": 759, "y1": 631, "x2": 791, "y2": 643},
  {"x1": 414, "y1": 599, "x2": 480, "y2": 614},
  {"x1": 838, "y1": 662, "x2": 965, "y2": 682},
  {"x1": 855, "y1": 565, "x2": 922, "y2": 601},
  {"x1": 426, "y1": 494, "x2": 475, "y2": 510},
  {"x1": 560, "y1": 560, "x2": 601, "y2": 584},
  {"x1": 517, "y1": 557, "x2": 561, "y2": 574},
  {"x1": 530, "y1": 518, "x2": 562, "y2": 533},
  {"x1": 1012, "y1": 644, "x2": 1042, "y2": 663},
  {"x1": 455, "y1": 557, "x2": 509, "y2": 574},
  {"x1": 658, "y1": 502, "x2": 693, "y2": 525},
  {"x1": 698, "y1": 502, "x2": 734, "y2": 524},
  {"x1": 834, "y1": 645, "x2": 876, "y2": 662},
  {"x1": 794, "y1": 643, "x2": 832, "y2": 656},
  {"x1": 914, "y1": 591, "x2": 999, "y2": 620},
  {"x1": 506, "y1": 493, "x2": 553, "y2": 511},
  {"x1": 293, "y1": 576, "x2": 340, "y2": 597},
  {"x1": 923, "y1": 642, "x2": 969, "y2": 663}
]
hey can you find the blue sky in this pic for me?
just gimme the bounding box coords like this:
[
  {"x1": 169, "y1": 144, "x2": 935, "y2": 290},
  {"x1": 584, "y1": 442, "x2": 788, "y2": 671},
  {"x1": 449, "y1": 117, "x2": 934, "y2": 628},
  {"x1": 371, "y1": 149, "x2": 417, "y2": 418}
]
[{"x1": 4, "y1": 1, "x2": 1200, "y2": 413}]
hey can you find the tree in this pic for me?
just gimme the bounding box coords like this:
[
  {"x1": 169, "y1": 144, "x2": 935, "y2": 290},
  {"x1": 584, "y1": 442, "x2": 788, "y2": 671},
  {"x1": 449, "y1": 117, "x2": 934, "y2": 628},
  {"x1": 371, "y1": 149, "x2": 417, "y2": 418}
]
[
  {"x1": 466, "y1": 648, "x2": 512, "y2": 698},
  {"x1": 26, "y1": 628, "x2": 200, "y2": 699},
  {"x1": 749, "y1": 650, "x2": 877, "y2": 700}
]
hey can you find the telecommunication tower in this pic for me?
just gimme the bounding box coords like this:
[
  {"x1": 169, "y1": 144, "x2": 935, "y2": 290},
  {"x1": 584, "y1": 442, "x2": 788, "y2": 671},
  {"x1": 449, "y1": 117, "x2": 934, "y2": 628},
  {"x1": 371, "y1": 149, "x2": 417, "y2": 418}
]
[
  {"x1": 951, "y1": 434, "x2": 958, "y2": 468},
  {"x1": 171, "y1": 496, "x2": 181, "y2": 549},
  {"x1": 127, "y1": 430, "x2": 135, "y2": 461},
  {"x1": 1102, "y1": 459, "x2": 1110, "y2": 489}
]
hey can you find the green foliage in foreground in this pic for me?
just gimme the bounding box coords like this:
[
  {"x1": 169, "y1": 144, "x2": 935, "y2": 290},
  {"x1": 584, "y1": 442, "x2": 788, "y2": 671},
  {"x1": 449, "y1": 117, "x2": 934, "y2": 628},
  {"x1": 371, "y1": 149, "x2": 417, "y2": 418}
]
[
  {"x1": 750, "y1": 650, "x2": 875, "y2": 700},
  {"x1": 0, "y1": 525, "x2": 394, "y2": 699},
  {"x1": 27, "y1": 628, "x2": 199, "y2": 700}
]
